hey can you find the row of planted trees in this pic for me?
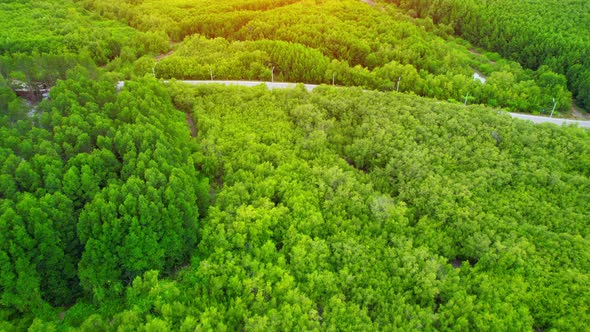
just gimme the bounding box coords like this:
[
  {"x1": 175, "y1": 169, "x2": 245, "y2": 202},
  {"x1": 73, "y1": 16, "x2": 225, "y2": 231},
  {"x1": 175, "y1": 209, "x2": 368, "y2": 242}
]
[
  {"x1": 78, "y1": 0, "x2": 573, "y2": 113},
  {"x1": 387, "y1": 0, "x2": 590, "y2": 109},
  {"x1": 142, "y1": 36, "x2": 570, "y2": 114}
]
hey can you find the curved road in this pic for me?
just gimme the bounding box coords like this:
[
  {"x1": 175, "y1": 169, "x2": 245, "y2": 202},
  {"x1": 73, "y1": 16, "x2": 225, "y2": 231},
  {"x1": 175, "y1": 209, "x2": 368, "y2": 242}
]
[
  {"x1": 507, "y1": 113, "x2": 590, "y2": 128},
  {"x1": 118, "y1": 80, "x2": 590, "y2": 128}
]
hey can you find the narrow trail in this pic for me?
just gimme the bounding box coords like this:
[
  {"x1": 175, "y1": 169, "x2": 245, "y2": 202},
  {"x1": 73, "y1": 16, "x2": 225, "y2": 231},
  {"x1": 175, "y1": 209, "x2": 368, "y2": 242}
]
[
  {"x1": 155, "y1": 41, "x2": 179, "y2": 61},
  {"x1": 469, "y1": 48, "x2": 496, "y2": 64},
  {"x1": 185, "y1": 112, "x2": 197, "y2": 137},
  {"x1": 156, "y1": 49, "x2": 174, "y2": 61}
]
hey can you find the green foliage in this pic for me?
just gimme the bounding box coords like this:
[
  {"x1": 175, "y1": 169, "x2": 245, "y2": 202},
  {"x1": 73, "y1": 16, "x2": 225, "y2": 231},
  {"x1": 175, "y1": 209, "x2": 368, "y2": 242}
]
[
  {"x1": 42, "y1": 82, "x2": 584, "y2": 331},
  {"x1": 79, "y1": 0, "x2": 571, "y2": 113},
  {"x1": 0, "y1": 0, "x2": 133, "y2": 64},
  {"x1": 2, "y1": 0, "x2": 590, "y2": 330},
  {"x1": 389, "y1": 0, "x2": 590, "y2": 108},
  {"x1": 3, "y1": 77, "x2": 590, "y2": 330},
  {"x1": 0, "y1": 74, "x2": 207, "y2": 324}
]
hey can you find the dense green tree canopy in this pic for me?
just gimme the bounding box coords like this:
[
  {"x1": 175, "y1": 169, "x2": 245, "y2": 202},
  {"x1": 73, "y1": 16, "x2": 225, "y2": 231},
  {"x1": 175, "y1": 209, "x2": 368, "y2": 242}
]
[
  {"x1": 389, "y1": 0, "x2": 590, "y2": 108},
  {"x1": 4, "y1": 79, "x2": 589, "y2": 330},
  {"x1": 76, "y1": 0, "x2": 574, "y2": 114},
  {"x1": 1, "y1": 0, "x2": 589, "y2": 330},
  {"x1": 0, "y1": 73, "x2": 208, "y2": 330}
]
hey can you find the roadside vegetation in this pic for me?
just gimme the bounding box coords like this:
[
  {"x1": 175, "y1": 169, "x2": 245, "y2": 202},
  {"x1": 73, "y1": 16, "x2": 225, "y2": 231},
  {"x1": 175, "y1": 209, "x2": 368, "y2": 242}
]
[
  {"x1": 389, "y1": 0, "x2": 590, "y2": 109},
  {"x1": 78, "y1": 0, "x2": 572, "y2": 114},
  {"x1": 1, "y1": 0, "x2": 589, "y2": 330}
]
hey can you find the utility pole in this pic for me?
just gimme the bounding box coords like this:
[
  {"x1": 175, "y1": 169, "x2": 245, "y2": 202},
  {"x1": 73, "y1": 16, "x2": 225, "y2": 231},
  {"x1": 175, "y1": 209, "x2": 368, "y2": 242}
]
[
  {"x1": 271, "y1": 66, "x2": 275, "y2": 83},
  {"x1": 152, "y1": 61, "x2": 158, "y2": 79},
  {"x1": 549, "y1": 98, "x2": 557, "y2": 118},
  {"x1": 332, "y1": 73, "x2": 335, "y2": 86},
  {"x1": 209, "y1": 67, "x2": 213, "y2": 81},
  {"x1": 464, "y1": 92, "x2": 470, "y2": 105},
  {"x1": 396, "y1": 76, "x2": 401, "y2": 92}
]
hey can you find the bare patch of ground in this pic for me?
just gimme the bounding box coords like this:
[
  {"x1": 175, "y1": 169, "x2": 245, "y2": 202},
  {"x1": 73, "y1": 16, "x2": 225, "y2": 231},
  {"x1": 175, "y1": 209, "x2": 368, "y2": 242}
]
[
  {"x1": 469, "y1": 48, "x2": 481, "y2": 56},
  {"x1": 360, "y1": 0, "x2": 375, "y2": 7},
  {"x1": 156, "y1": 49, "x2": 174, "y2": 61},
  {"x1": 571, "y1": 103, "x2": 590, "y2": 120},
  {"x1": 450, "y1": 259, "x2": 462, "y2": 268},
  {"x1": 155, "y1": 41, "x2": 180, "y2": 60},
  {"x1": 450, "y1": 258, "x2": 477, "y2": 268}
]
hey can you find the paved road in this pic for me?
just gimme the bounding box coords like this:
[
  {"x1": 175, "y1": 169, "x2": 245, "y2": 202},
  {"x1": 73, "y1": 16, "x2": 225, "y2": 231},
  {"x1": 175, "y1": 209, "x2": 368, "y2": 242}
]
[
  {"x1": 508, "y1": 112, "x2": 590, "y2": 128},
  {"x1": 120, "y1": 80, "x2": 590, "y2": 128},
  {"x1": 176, "y1": 80, "x2": 319, "y2": 92}
]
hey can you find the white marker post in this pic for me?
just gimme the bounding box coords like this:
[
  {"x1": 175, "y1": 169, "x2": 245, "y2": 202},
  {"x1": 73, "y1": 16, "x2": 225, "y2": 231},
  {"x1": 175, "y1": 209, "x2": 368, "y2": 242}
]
[{"x1": 549, "y1": 98, "x2": 557, "y2": 118}]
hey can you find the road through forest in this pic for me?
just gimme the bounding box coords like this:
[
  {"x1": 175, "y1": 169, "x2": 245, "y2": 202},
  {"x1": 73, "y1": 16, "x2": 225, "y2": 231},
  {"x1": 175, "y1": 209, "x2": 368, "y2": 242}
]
[
  {"x1": 176, "y1": 80, "x2": 590, "y2": 128},
  {"x1": 118, "y1": 80, "x2": 590, "y2": 128}
]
